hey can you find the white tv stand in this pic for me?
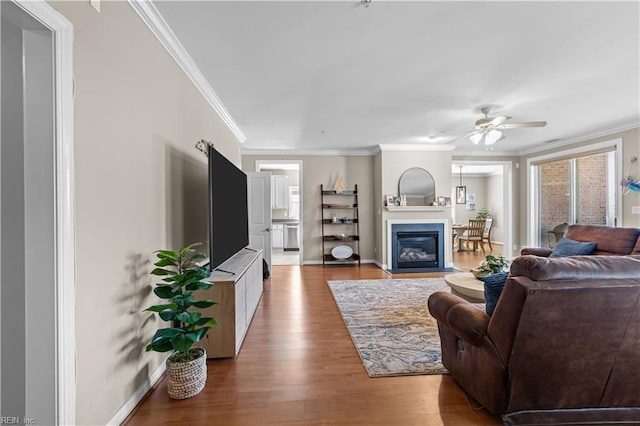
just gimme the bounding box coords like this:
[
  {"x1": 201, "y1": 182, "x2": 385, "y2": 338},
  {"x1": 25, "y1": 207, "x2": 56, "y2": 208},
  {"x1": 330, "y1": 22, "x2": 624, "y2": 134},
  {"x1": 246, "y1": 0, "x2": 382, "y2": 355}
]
[{"x1": 200, "y1": 248, "x2": 263, "y2": 358}]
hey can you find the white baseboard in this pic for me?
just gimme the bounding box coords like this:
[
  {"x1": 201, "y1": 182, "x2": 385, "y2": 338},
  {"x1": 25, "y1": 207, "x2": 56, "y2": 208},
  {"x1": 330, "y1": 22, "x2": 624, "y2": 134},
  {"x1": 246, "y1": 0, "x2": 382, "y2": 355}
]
[
  {"x1": 108, "y1": 360, "x2": 166, "y2": 425},
  {"x1": 302, "y1": 259, "x2": 377, "y2": 265}
]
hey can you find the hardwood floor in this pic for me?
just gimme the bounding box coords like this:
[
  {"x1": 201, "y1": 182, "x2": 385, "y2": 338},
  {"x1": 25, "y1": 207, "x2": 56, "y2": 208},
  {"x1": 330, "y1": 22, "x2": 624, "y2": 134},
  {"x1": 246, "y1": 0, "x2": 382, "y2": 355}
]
[{"x1": 125, "y1": 248, "x2": 502, "y2": 426}]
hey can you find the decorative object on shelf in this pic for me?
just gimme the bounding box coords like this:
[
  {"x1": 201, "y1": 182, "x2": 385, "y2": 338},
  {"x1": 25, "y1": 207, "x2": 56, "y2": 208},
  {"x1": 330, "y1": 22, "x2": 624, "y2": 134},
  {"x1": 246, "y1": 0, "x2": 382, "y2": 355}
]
[
  {"x1": 335, "y1": 233, "x2": 346, "y2": 240},
  {"x1": 620, "y1": 156, "x2": 640, "y2": 194},
  {"x1": 385, "y1": 195, "x2": 394, "y2": 206},
  {"x1": 470, "y1": 254, "x2": 509, "y2": 278},
  {"x1": 144, "y1": 242, "x2": 217, "y2": 399},
  {"x1": 456, "y1": 165, "x2": 466, "y2": 204},
  {"x1": 333, "y1": 172, "x2": 345, "y2": 191},
  {"x1": 332, "y1": 245, "x2": 353, "y2": 259}
]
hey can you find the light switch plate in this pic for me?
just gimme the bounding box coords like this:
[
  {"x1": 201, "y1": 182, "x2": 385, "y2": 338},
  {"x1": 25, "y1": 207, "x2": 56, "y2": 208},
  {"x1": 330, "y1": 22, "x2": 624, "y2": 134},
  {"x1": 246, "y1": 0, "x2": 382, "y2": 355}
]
[{"x1": 632, "y1": 206, "x2": 640, "y2": 215}]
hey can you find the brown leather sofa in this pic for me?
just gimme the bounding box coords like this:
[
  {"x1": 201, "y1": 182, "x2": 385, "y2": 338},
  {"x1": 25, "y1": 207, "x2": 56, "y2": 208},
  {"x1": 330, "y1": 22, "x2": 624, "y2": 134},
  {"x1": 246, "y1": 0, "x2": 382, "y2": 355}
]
[
  {"x1": 428, "y1": 254, "x2": 640, "y2": 424},
  {"x1": 522, "y1": 224, "x2": 640, "y2": 257}
]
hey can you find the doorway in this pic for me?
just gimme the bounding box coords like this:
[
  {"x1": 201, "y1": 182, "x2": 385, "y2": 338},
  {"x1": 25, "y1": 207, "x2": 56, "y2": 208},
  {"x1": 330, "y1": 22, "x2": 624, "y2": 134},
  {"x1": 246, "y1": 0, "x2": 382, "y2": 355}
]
[
  {"x1": 1, "y1": 1, "x2": 75, "y2": 423},
  {"x1": 450, "y1": 161, "x2": 513, "y2": 261},
  {"x1": 256, "y1": 160, "x2": 303, "y2": 266}
]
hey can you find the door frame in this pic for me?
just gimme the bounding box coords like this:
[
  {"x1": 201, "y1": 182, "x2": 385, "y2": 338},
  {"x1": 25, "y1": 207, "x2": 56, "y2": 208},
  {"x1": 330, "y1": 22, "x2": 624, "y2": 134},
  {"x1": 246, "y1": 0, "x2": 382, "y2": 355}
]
[
  {"x1": 255, "y1": 160, "x2": 304, "y2": 264},
  {"x1": 526, "y1": 138, "x2": 622, "y2": 246},
  {"x1": 11, "y1": 1, "x2": 76, "y2": 423},
  {"x1": 453, "y1": 160, "x2": 513, "y2": 259}
]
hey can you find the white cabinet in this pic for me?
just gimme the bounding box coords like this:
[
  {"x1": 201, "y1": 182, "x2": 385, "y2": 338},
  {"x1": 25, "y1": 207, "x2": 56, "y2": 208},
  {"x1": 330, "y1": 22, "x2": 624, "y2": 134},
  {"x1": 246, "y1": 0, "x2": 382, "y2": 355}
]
[
  {"x1": 271, "y1": 175, "x2": 288, "y2": 209},
  {"x1": 200, "y1": 249, "x2": 263, "y2": 358},
  {"x1": 272, "y1": 224, "x2": 284, "y2": 248}
]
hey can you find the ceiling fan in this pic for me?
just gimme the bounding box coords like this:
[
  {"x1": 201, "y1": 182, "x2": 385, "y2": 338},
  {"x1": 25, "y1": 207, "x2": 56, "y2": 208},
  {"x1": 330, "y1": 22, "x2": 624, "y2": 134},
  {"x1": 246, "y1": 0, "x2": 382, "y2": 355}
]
[{"x1": 449, "y1": 107, "x2": 547, "y2": 145}]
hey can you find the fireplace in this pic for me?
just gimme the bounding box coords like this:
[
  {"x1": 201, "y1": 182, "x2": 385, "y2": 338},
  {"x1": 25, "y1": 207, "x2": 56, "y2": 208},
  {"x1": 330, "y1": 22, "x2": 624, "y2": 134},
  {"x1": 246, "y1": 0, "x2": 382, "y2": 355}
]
[
  {"x1": 389, "y1": 222, "x2": 445, "y2": 272},
  {"x1": 396, "y1": 232, "x2": 438, "y2": 268}
]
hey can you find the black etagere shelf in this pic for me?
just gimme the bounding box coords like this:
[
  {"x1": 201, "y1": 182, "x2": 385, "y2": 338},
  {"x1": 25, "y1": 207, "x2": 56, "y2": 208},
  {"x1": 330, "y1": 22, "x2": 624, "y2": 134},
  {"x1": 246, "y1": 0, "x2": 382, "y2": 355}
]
[{"x1": 320, "y1": 184, "x2": 361, "y2": 266}]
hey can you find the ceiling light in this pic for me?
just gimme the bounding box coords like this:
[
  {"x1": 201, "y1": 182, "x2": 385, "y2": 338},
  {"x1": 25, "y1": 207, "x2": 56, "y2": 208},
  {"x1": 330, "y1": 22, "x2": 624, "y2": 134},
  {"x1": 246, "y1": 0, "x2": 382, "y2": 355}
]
[
  {"x1": 485, "y1": 130, "x2": 502, "y2": 145},
  {"x1": 469, "y1": 133, "x2": 483, "y2": 144}
]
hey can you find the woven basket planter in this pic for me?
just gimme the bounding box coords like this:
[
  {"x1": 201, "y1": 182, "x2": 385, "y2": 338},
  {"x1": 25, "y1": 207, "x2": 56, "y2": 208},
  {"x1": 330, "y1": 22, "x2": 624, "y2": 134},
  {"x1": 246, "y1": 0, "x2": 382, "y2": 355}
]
[{"x1": 166, "y1": 348, "x2": 207, "y2": 400}]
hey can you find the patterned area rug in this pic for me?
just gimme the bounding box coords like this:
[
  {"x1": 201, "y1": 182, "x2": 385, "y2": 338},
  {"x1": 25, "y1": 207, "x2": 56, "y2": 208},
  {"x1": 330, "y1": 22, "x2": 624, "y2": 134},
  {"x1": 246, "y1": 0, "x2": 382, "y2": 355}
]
[{"x1": 328, "y1": 278, "x2": 450, "y2": 377}]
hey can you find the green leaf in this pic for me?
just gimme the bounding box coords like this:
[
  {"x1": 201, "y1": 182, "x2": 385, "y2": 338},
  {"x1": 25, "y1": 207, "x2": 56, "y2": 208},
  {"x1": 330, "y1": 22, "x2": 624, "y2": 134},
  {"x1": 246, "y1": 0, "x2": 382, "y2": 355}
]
[
  {"x1": 154, "y1": 258, "x2": 177, "y2": 268},
  {"x1": 186, "y1": 281, "x2": 213, "y2": 291},
  {"x1": 171, "y1": 334, "x2": 193, "y2": 353},
  {"x1": 193, "y1": 300, "x2": 216, "y2": 309},
  {"x1": 188, "y1": 312, "x2": 202, "y2": 323},
  {"x1": 176, "y1": 312, "x2": 191, "y2": 323},
  {"x1": 146, "y1": 341, "x2": 174, "y2": 352},
  {"x1": 180, "y1": 243, "x2": 202, "y2": 256},
  {"x1": 151, "y1": 327, "x2": 183, "y2": 342},
  {"x1": 188, "y1": 327, "x2": 210, "y2": 343},
  {"x1": 195, "y1": 317, "x2": 217, "y2": 326},
  {"x1": 159, "y1": 310, "x2": 177, "y2": 321},
  {"x1": 155, "y1": 250, "x2": 179, "y2": 261},
  {"x1": 145, "y1": 303, "x2": 177, "y2": 313},
  {"x1": 153, "y1": 286, "x2": 174, "y2": 299},
  {"x1": 150, "y1": 268, "x2": 172, "y2": 276}
]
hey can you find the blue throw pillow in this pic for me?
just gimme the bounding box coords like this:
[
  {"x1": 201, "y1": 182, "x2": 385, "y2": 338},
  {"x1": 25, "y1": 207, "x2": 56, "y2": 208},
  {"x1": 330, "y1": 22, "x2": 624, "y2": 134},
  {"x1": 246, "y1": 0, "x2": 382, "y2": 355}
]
[
  {"x1": 549, "y1": 237, "x2": 597, "y2": 258},
  {"x1": 478, "y1": 271, "x2": 509, "y2": 315}
]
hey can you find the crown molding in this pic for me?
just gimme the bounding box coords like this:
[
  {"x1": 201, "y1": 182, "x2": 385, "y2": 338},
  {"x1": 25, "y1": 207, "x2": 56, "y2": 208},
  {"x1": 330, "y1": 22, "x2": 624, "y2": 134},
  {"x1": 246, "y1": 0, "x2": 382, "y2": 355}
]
[
  {"x1": 241, "y1": 148, "x2": 375, "y2": 156},
  {"x1": 375, "y1": 144, "x2": 457, "y2": 153},
  {"x1": 452, "y1": 149, "x2": 515, "y2": 157},
  {"x1": 127, "y1": 0, "x2": 246, "y2": 144},
  {"x1": 517, "y1": 118, "x2": 640, "y2": 156}
]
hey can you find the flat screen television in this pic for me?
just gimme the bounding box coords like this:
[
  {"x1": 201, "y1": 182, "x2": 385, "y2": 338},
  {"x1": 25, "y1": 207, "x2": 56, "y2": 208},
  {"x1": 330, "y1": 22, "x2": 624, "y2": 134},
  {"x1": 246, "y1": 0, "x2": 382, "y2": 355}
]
[{"x1": 208, "y1": 145, "x2": 249, "y2": 271}]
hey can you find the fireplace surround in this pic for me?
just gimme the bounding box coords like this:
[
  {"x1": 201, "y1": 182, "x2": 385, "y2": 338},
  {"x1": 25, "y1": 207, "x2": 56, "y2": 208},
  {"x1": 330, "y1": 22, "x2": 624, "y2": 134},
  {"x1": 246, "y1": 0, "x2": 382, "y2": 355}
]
[{"x1": 386, "y1": 220, "x2": 452, "y2": 273}]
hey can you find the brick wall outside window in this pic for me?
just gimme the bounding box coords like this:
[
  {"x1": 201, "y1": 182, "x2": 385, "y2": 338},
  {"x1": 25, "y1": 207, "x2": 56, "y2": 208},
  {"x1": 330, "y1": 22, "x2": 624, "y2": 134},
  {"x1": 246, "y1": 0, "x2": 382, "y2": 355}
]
[{"x1": 539, "y1": 153, "x2": 607, "y2": 245}]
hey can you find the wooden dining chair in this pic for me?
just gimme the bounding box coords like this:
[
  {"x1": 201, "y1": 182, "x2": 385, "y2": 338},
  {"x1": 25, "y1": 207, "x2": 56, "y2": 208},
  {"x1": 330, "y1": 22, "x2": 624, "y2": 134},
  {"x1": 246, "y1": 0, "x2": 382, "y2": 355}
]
[
  {"x1": 459, "y1": 219, "x2": 486, "y2": 253},
  {"x1": 482, "y1": 218, "x2": 493, "y2": 252}
]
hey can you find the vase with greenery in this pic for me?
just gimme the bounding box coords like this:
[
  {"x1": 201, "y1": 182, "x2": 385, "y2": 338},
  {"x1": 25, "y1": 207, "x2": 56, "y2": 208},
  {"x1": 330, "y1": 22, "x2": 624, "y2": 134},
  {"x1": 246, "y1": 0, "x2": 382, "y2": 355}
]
[
  {"x1": 472, "y1": 254, "x2": 509, "y2": 277},
  {"x1": 476, "y1": 208, "x2": 492, "y2": 219},
  {"x1": 145, "y1": 242, "x2": 217, "y2": 399}
]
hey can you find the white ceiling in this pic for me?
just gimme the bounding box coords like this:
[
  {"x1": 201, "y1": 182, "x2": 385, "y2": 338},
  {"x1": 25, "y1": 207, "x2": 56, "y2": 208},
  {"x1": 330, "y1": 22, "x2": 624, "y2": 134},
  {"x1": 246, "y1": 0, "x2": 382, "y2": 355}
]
[{"x1": 153, "y1": 1, "x2": 640, "y2": 155}]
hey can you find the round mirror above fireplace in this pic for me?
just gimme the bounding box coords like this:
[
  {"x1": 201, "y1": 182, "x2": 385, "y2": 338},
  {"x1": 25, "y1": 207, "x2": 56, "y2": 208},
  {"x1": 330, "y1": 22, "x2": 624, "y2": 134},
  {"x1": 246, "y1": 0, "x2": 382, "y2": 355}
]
[{"x1": 398, "y1": 167, "x2": 436, "y2": 206}]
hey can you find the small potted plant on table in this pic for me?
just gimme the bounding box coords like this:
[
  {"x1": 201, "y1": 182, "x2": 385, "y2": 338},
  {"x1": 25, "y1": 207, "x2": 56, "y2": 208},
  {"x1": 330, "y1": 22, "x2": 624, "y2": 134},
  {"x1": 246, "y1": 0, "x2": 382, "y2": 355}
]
[
  {"x1": 471, "y1": 254, "x2": 509, "y2": 278},
  {"x1": 145, "y1": 243, "x2": 217, "y2": 399}
]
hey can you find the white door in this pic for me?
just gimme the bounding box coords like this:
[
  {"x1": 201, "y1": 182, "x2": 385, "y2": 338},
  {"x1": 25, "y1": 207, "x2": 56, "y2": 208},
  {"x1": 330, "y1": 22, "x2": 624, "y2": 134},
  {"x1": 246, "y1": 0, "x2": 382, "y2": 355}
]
[{"x1": 247, "y1": 172, "x2": 273, "y2": 269}]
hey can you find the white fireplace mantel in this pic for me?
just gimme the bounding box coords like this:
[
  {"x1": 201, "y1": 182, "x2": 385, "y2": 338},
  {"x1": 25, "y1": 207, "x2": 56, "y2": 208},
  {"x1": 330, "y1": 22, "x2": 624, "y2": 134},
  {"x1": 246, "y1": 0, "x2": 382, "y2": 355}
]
[
  {"x1": 385, "y1": 219, "x2": 453, "y2": 270},
  {"x1": 384, "y1": 206, "x2": 450, "y2": 212}
]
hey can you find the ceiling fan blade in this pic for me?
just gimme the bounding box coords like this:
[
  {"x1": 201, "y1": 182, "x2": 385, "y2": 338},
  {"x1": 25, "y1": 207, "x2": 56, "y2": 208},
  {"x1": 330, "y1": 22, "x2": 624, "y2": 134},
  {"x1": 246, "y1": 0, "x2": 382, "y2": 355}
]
[
  {"x1": 487, "y1": 115, "x2": 511, "y2": 127},
  {"x1": 446, "y1": 130, "x2": 481, "y2": 144},
  {"x1": 496, "y1": 121, "x2": 547, "y2": 129},
  {"x1": 485, "y1": 134, "x2": 507, "y2": 146}
]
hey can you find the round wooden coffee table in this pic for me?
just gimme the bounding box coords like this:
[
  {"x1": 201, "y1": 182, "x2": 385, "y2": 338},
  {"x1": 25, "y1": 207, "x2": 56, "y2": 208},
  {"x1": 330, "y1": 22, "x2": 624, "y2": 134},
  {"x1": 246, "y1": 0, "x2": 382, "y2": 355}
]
[{"x1": 444, "y1": 272, "x2": 485, "y2": 302}]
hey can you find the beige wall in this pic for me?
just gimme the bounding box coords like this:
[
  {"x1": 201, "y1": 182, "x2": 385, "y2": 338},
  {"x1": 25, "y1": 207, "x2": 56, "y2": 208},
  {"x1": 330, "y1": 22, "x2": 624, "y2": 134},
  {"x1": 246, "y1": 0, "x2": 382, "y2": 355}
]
[
  {"x1": 517, "y1": 127, "x2": 640, "y2": 247},
  {"x1": 242, "y1": 154, "x2": 375, "y2": 262},
  {"x1": 379, "y1": 150, "x2": 453, "y2": 267},
  {"x1": 48, "y1": 2, "x2": 241, "y2": 424},
  {"x1": 450, "y1": 174, "x2": 505, "y2": 244}
]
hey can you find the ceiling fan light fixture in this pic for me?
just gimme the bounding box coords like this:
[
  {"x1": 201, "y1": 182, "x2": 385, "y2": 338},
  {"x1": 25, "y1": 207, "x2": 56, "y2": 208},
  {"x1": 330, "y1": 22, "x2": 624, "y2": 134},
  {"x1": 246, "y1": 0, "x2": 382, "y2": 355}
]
[
  {"x1": 485, "y1": 130, "x2": 502, "y2": 145},
  {"x1": 469, "y1": 133, "x2": 483, "y2": 144}
]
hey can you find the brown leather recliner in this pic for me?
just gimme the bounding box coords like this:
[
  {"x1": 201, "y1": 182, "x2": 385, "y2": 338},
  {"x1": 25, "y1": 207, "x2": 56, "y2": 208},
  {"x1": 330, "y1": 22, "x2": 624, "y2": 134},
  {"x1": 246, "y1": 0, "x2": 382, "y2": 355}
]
[
  {"x1": 428, "y1": 255, "x2": 640, "y2": 424},
  {"x1": 522, "y1": 224, "x2": 640, "y2": 257}
]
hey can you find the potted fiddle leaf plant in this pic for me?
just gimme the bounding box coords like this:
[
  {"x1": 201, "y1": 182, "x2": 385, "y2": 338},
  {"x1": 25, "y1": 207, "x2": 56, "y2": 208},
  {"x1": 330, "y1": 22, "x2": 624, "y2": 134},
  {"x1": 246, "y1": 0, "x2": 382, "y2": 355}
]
[{"x1": 145, "y1": 242, "x2": 217, "y2": 400}]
